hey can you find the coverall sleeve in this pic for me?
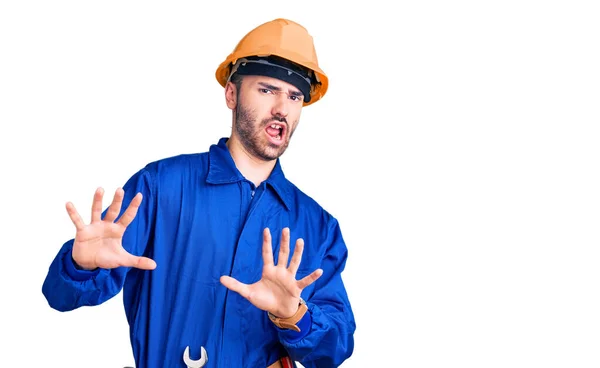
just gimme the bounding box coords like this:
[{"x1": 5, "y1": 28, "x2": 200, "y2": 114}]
[
  {"x1": 42, "y1": 167, "x2": 156, "y2": 312},
  {"x1": 276, "y1": 217, "x2": 356, "y2": 367}
]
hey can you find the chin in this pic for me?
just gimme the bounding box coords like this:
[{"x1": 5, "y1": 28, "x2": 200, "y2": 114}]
[{"x1": 260, "y1": 147, "x2": 286, "y2": 161}]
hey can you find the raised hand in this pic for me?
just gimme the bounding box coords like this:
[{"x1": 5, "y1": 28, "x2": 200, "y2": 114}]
[
  {"x1": 66, "y1": 187, "x2": 156, "y2": 271},
  {"x1": 220, "y1": 227, "x2": 323, "y2": 318}
]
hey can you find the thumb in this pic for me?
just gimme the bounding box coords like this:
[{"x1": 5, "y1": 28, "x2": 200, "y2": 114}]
[
  {"x1": 220, "y1": 276, "x2": 250, "y2": 298},
  {"x1": 122, "y1": 252, "x2": 157, "y2": 270}
]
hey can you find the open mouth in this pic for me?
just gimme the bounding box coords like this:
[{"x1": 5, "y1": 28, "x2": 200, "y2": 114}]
[{"x1": 265, "y1": 122, "x2": 286, "y2": 144}]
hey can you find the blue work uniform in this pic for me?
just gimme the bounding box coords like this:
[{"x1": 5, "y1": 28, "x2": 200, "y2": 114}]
[{"x1": 42, "y1": 137, "x2": 356, "y2": 368}]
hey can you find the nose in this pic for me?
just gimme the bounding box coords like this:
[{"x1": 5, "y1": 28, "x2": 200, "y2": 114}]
[{"x1": 271, "y1": 94, "x2": 289, "y2": 119}]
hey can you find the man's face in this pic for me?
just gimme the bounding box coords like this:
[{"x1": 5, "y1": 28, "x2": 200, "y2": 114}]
[{"x1": 232, "y1": 75, "x2": 304, "y2": 161}]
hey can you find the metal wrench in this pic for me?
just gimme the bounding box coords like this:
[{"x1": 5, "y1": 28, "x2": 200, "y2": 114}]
[{"x1": 183, "y1": 346, "x2": 208, "y2": 368}]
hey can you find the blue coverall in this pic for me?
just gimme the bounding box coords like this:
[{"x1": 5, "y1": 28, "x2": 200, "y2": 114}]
[{"x1": 42, "y1": 137, "x2": 356, "y2": 367}]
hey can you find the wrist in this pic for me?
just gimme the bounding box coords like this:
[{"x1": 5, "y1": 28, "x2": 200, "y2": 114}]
[
  {"x1": 64, "y1": 249, "x2": 100, "y2": 281},
  {"x1": 71, "y1": 253, "x2": 97, "y2": 271},
  {"x1": 270, "y1": 302, "x2": 300, "y2": 320},
  {"x1": 268, "y1": 298, "x2": 308, "y2": 332}
]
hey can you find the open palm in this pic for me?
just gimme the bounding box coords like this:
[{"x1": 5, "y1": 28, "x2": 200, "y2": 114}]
[
  {"x1": 220, "y1": 227, "x2": 322, "y2": 318},
  {"x1": 67, "y1": 187, "x2": 156, "y2": 271}
]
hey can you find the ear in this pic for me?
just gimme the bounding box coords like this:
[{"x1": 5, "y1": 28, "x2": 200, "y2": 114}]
[{"x1": 225, "y1": 81, "x2": 237, "y2": 110}]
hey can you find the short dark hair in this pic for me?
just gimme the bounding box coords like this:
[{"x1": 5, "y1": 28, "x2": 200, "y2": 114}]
[{"x1": 229, "y1": 72, "x2": 244, "y2": 99}]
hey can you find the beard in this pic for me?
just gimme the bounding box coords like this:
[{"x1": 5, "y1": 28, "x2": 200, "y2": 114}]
[{"x1": 234, "y1": 100, "x2": 295, "y2": 161}]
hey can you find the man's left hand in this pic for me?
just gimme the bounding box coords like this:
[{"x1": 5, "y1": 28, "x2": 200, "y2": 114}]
[{"x1": 220, "y1": 227, "x2": 322, "y2": 318}]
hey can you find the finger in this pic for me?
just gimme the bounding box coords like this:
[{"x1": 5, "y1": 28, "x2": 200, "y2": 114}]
[
  {"x1": 122, "y1": 255, "x2": 157, "y2": 270},
  {"x1": 277, "y1": 227, "x2": 290, "y2": 267},
  {"x1": 104, "y1": 187, "x2": 124, "y2": 223},
  {"x1": 297, "y1": 268, "x2": 323, "y2": 290},
  {"x1": 65, "y1": 202, "x2": 85, "y2": 231},
  {"x1": 91, "y1": 187, "x2": 104, "y2": 223},
  {"x1": 287, "y1": 238, "x2": 304, "y2": 275},
  {"x1": 117, "y1": 192, "x2": 143, "y2": 227},
  {"x1": 115, "y1": 246, "x2": 156, "y2": 270},
  {"x1": 262, "y1": 228, "x2": 274, "y2": 267},
  {"x1": 219, "y1": 276, "x2": 251, "y2": 299}
]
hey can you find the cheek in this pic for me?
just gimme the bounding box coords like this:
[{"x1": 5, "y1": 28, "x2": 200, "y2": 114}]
[
  {"x1": 289, "y1": 112, "x2": 302, "y2": 130},
  {"x1": 288, "y1": 122, "x2": 300, "y2": 136}
]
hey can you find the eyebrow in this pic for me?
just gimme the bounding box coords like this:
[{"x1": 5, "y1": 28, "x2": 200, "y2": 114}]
[{"x1": 258, "y1": 82, "x2": 303, "y2": 97}]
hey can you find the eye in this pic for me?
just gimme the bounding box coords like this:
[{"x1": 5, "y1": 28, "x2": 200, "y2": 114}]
[
  {"x1": 259, "y1": 88, "x2": 273, "y2": 94},
  {"x1": 289, "y1": 95, "x2": 303, "y2": 102}
]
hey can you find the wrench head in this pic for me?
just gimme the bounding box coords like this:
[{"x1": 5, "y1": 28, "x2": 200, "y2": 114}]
[{"x1": 183, "y1": 345, "x2": 208, "y2": 368}]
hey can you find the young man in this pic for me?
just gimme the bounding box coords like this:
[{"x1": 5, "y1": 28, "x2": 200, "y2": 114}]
[{"x1": 42, "y1": 18, "x2": 356, "y2": 368}]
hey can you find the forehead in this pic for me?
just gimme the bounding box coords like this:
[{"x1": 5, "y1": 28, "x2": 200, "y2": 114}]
[{"x1": 242, "y1": 75, "x2": 302, "y2": 94}]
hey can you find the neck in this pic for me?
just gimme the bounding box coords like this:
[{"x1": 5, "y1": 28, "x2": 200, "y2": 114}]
[{"x1": 226, "y1": 136, "x2": 276, "y2": 187}]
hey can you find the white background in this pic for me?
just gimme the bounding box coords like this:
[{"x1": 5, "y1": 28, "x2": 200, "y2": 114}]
[{"x1": 1, "y1": 1, "x2": 599, "y2": 367}]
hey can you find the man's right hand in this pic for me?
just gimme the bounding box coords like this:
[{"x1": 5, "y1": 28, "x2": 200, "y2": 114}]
[{"x1": 65, "y1": 187, "x2": 157, "y2": 271}]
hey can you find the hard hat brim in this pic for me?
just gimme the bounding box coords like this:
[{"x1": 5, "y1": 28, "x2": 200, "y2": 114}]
[{"x1": 216, "y1": 51, "x2": 328, "y2": 107}]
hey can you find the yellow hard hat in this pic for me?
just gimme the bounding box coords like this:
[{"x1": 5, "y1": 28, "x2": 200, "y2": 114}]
[{"x1": 215, "y1": 18, "x2": 328, "y2": 106}]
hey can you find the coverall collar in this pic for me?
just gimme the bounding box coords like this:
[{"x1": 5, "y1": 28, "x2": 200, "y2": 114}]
[{"x1": 207, "y1": 137, "x2": 293, "y2": 211}]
